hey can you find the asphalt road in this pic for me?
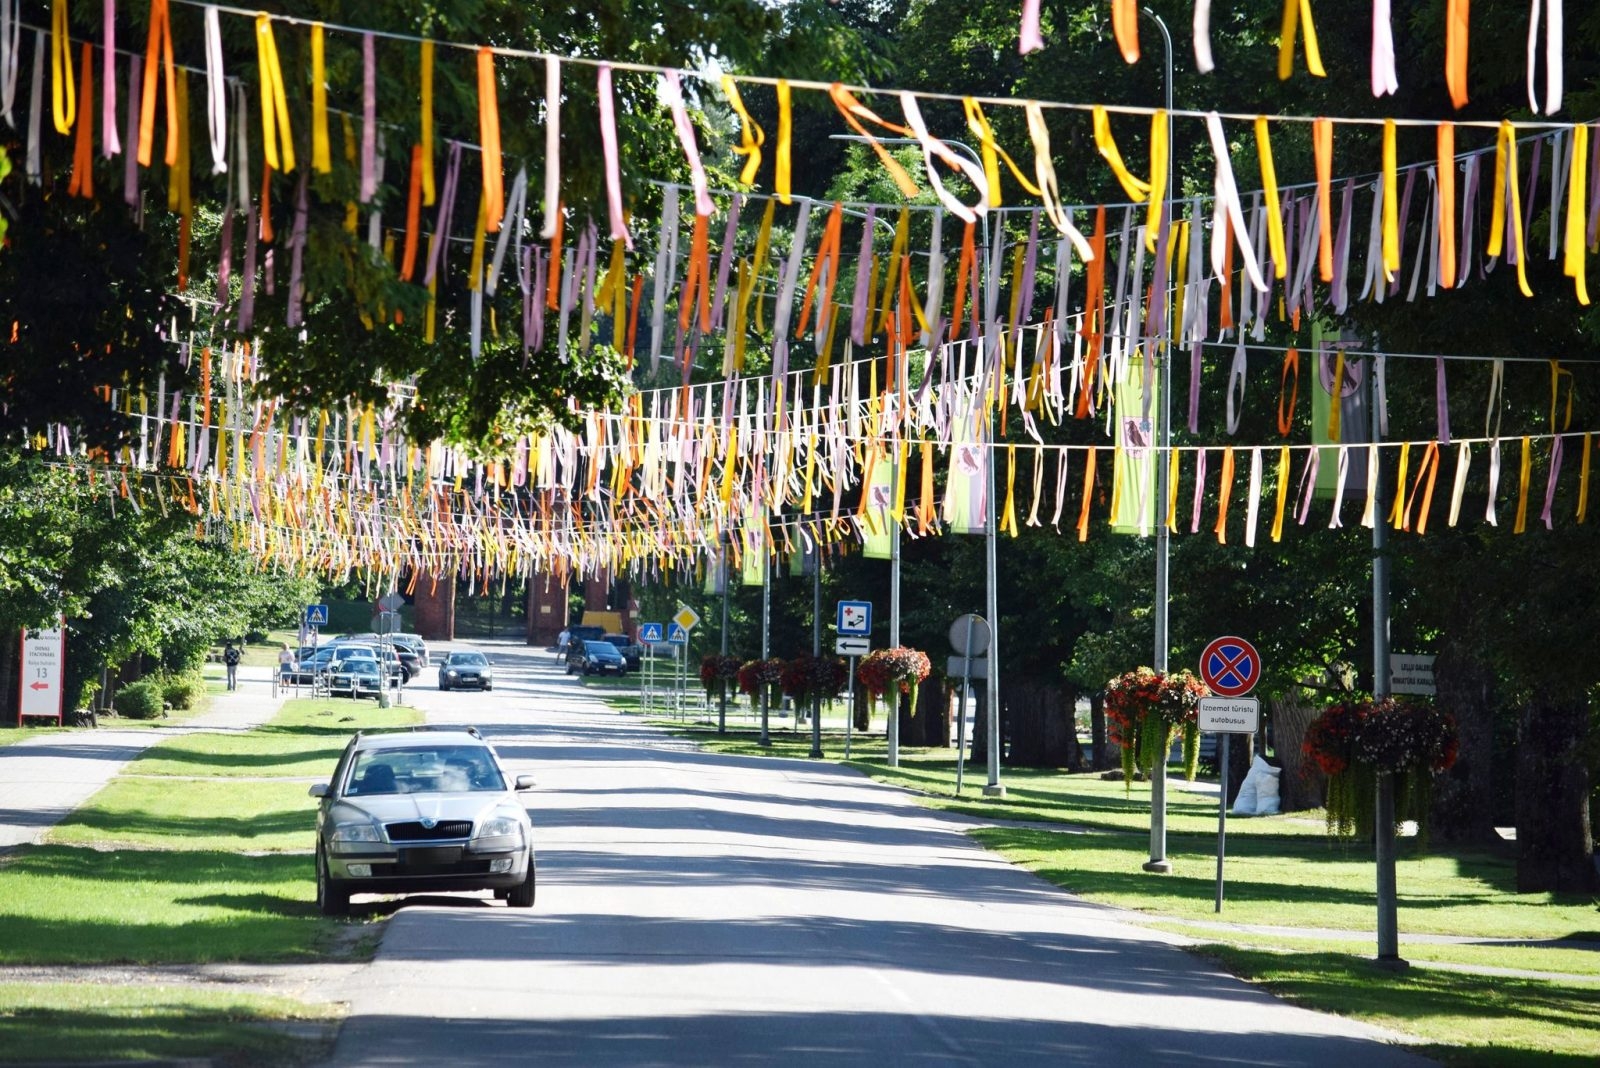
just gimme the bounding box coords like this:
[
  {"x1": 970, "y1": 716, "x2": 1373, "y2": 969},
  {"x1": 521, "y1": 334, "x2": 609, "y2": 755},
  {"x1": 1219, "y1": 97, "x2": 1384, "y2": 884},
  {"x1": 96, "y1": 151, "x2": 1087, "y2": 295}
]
[{"x1": 325, "y1": 641, "x2": 1430, "y2": 1067}]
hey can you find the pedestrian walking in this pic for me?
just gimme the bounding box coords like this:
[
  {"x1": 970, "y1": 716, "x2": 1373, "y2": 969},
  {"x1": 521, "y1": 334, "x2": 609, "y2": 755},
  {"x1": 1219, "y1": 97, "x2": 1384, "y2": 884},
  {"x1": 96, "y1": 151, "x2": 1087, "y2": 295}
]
[
  {"x1": 277, "y1": 642, "x2": 297, "y2": 694},
  {"x1": 223, "y1": 641, "x2": 241, "y2": 691}
]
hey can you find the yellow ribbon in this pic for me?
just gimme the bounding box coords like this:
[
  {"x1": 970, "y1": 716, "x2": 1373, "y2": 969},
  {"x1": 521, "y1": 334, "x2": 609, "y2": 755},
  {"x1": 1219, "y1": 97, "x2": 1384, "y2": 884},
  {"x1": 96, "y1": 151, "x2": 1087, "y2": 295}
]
[
  {"x1": 1256, "y1": 117, "x2": 1287, "y2": 278},
  {"x1": 1565, "y1": 123, "x2": 1590, "y2": 306},
  {"x1": 1092, "y1": 106, "x2": 1150, "y2": 202},
  {"x1": 1487, "y1": 121, "x2": 1533, "y2": 297},
  {"x1": 1513, "y1": 436, "x2": 1531, "y2": 534},
  {"x1": 1278, "y1": 0, "x2": 1326, "y2": 80},
  {"x1": 776, "y1": 80, "x2": 792, "y2": 204},
  {"x1": 1387, "y1": 441, "x2": 1411, "y2": 529},
  {"x1": 1270, "y1": 446, "x2": 1290, "y2": 541},
  {"x1": 1145, "y1": 110, "x2": 1169, "y2": 252},
  {"x1": 420, "y1": 40, "x2": 435, "y2": 206},
  {"x1": 311, "y1": 24, "x2": 331, "y2": 173},
  {"x1": 468, "y1": 192, "x2": 487, "y2": 291},
  {"x1": 721, "y1": 76, "x2": 764, "y2": 186},
  {"x1": 1579, "y1": 434, "x2": 1591, "y2": 523},
  {"x1": 255, "y1": 15, "x2": 294, "y2": 173},
  {"x1": 50, "y1": 0, "x2": 74, "y2": 134},
  {"x1": 1382, "y1": 120, "x2": 1399, "y2": 277},
  {"x1": 964, "y1": 98, "x2": 1041, "y2": 207}
]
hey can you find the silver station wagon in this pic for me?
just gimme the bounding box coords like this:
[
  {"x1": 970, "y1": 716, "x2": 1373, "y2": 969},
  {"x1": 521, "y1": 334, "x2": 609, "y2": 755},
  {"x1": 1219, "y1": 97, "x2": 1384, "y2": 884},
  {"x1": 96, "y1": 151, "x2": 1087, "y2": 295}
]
[{"x1": 309, "y1": 727, "x2": 536, "y2": 914}]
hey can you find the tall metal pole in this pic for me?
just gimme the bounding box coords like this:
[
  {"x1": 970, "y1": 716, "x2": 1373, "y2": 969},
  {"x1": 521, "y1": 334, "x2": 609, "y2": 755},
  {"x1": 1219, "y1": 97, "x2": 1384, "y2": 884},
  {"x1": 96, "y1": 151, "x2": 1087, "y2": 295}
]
[
  {"x1": 1371, "y1": 360, "x2": 1407, "y2": 967},
  {"x1": 719, "y1": 531, "x2": 730, "y2": 733},
  {"x1": 888, "y1": 457, "x2": 902, "y2": 766},
  {"x1": 1143, "y1": 6, "x2": 1176, "y2": 874},
  {"x1": 811, "y1": 552, "x2": 824, "y2": 758},
  {"x1": 760, "y1": 546, "x2": 771, "y2": 747}
]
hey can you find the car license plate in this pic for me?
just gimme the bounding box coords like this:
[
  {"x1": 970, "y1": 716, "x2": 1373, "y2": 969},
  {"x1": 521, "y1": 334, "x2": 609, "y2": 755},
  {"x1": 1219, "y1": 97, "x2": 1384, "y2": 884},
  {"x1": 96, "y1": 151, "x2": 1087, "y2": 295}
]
[{"x1": 403, "y1": 846, "x2": 462, "y2": 867}]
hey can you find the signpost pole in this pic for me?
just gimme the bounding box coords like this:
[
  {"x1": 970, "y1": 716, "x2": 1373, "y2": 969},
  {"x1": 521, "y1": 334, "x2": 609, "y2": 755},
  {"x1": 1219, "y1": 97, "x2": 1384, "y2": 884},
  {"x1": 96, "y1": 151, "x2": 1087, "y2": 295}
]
[
  {"x1": 719, "y1": 532, "x2": 730, "y2": 734},
  {"x1": 1215, "y1": 733, "x2": 1230, "y2": 912},
  {"x1": 811, "y1": 557, "x2": 823, "y2": 759},
  {"x1": 760, "y1": 551, "x2": 771, "y2": 748},
  {"x1": 845, "y1": 656, "x2": 856, "y2": 759},
  {"x1": 1371, "y1": 366, "x2": 1406, "y2": 969}
]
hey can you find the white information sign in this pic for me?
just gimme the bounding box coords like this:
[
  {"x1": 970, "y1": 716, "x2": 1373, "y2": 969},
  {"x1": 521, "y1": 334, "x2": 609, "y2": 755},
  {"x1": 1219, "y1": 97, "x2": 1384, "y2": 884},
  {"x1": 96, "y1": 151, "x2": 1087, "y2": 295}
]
[
  {"x1": 19, "y1": 624, "x2": 65, "y2": 722},
  {"x1": 1198, "y1": 696, "x2": 1260, "y2": 734},
  {"x1": 1389, "y1": 654, "x2": 1437, "y2": 696},
  {"x1": 835, "y1": 636, "x2": 871, "y2": 656}
]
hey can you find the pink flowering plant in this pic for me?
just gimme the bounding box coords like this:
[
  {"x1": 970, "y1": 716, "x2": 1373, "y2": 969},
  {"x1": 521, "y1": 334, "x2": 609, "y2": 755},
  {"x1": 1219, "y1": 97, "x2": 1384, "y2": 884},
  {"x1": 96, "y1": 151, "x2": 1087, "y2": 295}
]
[
  {"x1": 1302, "y1": 696, "x2": 1459, "y2": 841},
  {"x1": 1104, "y1": 667, "x2": 1208, "y2": 787}
]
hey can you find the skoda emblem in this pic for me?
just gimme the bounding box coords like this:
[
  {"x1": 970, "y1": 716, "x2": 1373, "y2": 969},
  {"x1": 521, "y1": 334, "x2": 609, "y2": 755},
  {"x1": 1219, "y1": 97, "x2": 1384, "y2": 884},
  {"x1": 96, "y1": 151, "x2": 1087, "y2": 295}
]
[{"x1": 421, "y1": 817, "x2": 436, "y2": 830}]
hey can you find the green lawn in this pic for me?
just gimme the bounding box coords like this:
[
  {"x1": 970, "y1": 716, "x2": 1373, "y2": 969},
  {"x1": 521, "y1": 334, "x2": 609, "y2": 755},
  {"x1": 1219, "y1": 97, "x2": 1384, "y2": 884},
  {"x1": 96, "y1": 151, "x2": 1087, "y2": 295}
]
[
  {"x1": 641, "y1": 718, "x2": 1600, "y2": 1065},
  {"x1": 0, "y1": 697, "x2": 424, "y2": 1060},
  {"x1": 1195, "y1": 946, "x2": 1600, "y2": 1066},
  {"x1": 0, "y1": 983, "x2": 335, "y2": 1066}
]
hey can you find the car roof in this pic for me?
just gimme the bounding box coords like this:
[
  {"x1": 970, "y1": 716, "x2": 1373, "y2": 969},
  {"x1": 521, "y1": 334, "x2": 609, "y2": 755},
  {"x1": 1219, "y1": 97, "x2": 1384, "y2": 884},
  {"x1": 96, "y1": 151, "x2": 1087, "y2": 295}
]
[
  {"x1": 353, "y1": 729, "x2": 491, "y2": 752},
  {"x1": 586, "y1": 640, "x2": 620, "y2": 650}
]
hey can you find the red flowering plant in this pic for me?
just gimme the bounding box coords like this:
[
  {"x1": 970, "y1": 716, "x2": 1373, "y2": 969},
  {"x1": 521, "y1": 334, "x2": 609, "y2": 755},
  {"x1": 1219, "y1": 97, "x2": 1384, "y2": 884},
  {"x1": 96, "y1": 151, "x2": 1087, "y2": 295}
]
[
  {"x1": 1104, "y1": 667, "x2": 1209, "y2": 788},
  {"x1": 1303, "y1": 696, "x2": 1459, "y2": 841},
  {"x1": 737, "y1": 658, "x2": 785, "y2": 706},
  {"x1": 856, "y1": 647, "x2": 932, "y2": 721},
  {"x1": 699, "y1": 654, "x2": 742, "y2": 700},
  {"x1": 781, "y1": 654, "x2": 848, "y2": 705}
]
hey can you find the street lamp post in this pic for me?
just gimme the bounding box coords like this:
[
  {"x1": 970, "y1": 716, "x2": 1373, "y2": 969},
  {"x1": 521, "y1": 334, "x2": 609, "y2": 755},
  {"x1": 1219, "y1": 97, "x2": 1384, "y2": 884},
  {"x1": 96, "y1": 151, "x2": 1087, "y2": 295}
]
[
  {"x1": 719, "y1": 529, "x2": 730, "y2": 733},
  {"x1": 1143, "y1": 6, "x2": 1177, "y2": 874}
]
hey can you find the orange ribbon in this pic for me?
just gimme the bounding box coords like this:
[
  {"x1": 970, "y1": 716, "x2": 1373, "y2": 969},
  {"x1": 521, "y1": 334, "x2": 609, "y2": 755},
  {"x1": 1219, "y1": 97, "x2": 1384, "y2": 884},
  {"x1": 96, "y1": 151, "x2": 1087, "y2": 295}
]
[
  {"x1": 1111, "y1": 0, "x2": 1139, "y2": 64},
  {"x1": 1313, "y1": 118, "x2": 1333, "y2": 282},
  {"x1": 476, "y1": 48, "x2": 504, "y2": 233},
  {"x1": 137, "y1": 0, "x2": 178, "y2": 167},
  {"x1": 1445, "y1": 0, "x2": 1470, "y2": 110},
  {"x1": 68, "y1": 43, "x2": 94, "y2": 199},
  {"x1": 828, "y1": 84, "x2": 919, "y2": 199},
  {"x1": 400, "y1": 145, "x2": 422, "y2": 281},
  {"x1": 1438, "y1": 123, "x2": 1457, "y2": 289}
]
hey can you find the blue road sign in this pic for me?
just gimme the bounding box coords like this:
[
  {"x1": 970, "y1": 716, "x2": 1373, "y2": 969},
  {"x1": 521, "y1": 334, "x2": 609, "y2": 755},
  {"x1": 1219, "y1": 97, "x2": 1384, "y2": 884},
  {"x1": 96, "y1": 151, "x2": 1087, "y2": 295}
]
[
  {"x1": 639, "y1": 622, "x2": 664, "y2": 643},
  {"x1": 836, "y1": 600, "x2": 872, "y2": 636},
  {"x1": 305, "y1": 604, "x2": 329, "y2": 627},
  {"x1": 666, "y1": 623, "x2": 690, "y2": 644},
  {"x1": 1199, "y1": 635, "x2": 1261, "y2": 698}
]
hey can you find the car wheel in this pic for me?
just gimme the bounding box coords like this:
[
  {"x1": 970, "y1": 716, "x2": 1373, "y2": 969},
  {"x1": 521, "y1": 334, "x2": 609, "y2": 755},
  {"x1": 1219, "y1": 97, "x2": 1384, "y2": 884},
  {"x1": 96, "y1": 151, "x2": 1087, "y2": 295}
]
[
  {"x1": 506, "y1": 854, "x2": 536, "y2": 908},
  {"x1": 485, "y1": 684, "x2": 493, "y2": 691},
  {"x1": 316, "y1": 847, "x2": 349, "y2": 917},
  {"x1": 564, "y1": 663, "x2": 574, "y2": 675},
  {"x1": 439, "y1": 682, "x2": 449, "y2": 691}
]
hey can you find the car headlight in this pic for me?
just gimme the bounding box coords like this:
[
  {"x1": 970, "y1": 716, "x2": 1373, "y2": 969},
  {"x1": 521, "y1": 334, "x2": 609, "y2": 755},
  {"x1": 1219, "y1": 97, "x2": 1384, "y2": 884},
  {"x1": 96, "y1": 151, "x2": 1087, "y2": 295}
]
[
  {"x1": 475, "y1": 816, "x2": 521, "y2": 838},
  {"x1": 481, "y1": 669, "x2": 492, "y2": 678},
  {"x1": 330, "y1": 822, "x2": 384, "y2": 851},
  {"x1": 446, "y1": 669, "x2": 459, "y2": 676}
]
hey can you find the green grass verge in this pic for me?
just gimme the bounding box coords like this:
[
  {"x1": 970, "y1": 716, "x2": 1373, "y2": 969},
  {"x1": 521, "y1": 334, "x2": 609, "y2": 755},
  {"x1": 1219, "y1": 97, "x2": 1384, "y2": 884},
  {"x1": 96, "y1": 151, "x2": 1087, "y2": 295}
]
[
  {"x1": 0, "y1": 982, "x2": 335, "y2": 1066},
  {"x1": 1, "y1": 698, "x2": 422, "y2": 966},
  {"x1": 1193, "y1": 945, "x2": 1600, "y2": 1066},
  {"x1": 640, "y1": 715, "x2": 1600, "y2": 1065}
]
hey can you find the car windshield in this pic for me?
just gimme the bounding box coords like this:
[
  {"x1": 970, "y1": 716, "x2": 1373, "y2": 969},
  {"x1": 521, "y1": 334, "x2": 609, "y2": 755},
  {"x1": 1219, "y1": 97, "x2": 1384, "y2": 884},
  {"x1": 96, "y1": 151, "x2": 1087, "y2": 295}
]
[
  {"x1": 585, "y1": 641, "x2": 618, "y2": 655},
  {"x1": 340, "y1": 660, "x2": 380, "y2": 675},
  {"x1": 346, "y1": 745, "x2": 506, "y2": 795},
  {"x1": 449, "y1": 653, "x2": 488, "y2": 666}
]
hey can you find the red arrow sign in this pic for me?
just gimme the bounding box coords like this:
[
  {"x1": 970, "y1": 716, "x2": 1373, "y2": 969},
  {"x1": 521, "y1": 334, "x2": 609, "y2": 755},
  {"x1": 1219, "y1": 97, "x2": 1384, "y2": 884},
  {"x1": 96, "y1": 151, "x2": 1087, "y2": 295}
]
[{"x1": 29, "y1": 681, "x2": 50, "y2": 690}]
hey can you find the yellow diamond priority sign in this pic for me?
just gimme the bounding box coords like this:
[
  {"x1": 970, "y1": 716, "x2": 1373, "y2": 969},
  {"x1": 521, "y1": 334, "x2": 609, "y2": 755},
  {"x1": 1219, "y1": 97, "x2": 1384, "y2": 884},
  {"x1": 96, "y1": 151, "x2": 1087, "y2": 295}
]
[{"x1": 673, "y1": 606, "x2": 701, "y2": 632}]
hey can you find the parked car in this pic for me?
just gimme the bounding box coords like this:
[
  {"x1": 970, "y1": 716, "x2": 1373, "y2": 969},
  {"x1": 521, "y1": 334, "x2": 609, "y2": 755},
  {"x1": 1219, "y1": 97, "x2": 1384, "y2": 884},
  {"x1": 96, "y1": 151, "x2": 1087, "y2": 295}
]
[
  {"x1": 603, "y1": 633, "x2": 643, "y2": 671},
  {"x1": 567, "y1": 639, "x2": 627, "y2": 677},
  {"x1": 309, "y1": 726, "x2": 536, "y2": 914},
  {"x1": 560, "y1": 624, "x2": 606, "y2": 657},
  {"x1": 438, "y1": 650, "x2": 493, "y2": 691},
  {"x1": 328, "y1": 640, "x2": 404, "y2": 687},
  {"x1": 391, "y1": 633, "x2": 430, "y2": 668},
  {"x1": 284, "y1": 645, "x2": 341, "y2": 685},
  {"x1": 328, "y1": 656, "x2": 384, "y2": 699}
]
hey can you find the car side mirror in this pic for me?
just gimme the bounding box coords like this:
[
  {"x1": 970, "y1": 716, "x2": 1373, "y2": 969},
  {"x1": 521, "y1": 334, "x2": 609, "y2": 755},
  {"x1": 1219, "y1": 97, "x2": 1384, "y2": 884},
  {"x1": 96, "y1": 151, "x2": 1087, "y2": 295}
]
[
  {"x1": 514, "y1": 774, "x2": 536, "y2": 791},
  {"x1": 308, "y1": 783, "x2": 329, "y2": 798}
]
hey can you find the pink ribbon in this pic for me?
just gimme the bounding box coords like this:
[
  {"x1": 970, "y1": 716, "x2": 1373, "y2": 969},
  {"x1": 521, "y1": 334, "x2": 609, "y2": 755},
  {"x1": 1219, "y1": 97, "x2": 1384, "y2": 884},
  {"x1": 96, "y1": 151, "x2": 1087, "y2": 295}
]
[
  {"x1": 1019, "y1": 0, "x2": 1043, "y2": 54},
  {"x1": 1436, "y1": 357, "x2": 1452, "y2": 444},
  {"x1": 1190, "y1": 448, "x2": 1208, "y2": 534},
  {"x1": 664, "y1": 72, "x2": 712, "y2": 216},
  {"x1": 287, "y1": 170, "x2": 308, "y2": 328},
  {"x1": 1541, "y1": 435, "x2": 1564, "y2": 528},
  {"x1": 596, "y1": 65, "x2": 629, "y2": 247},
  {"x1": 101, "y1": 0, "x2": 119, "y2": 156},
  {"x1": 122, "y1": 55, "x2": 139, "y2": 205},
  {"x1": 360, "y1": 34, "x2": 377, "y2": 202}
]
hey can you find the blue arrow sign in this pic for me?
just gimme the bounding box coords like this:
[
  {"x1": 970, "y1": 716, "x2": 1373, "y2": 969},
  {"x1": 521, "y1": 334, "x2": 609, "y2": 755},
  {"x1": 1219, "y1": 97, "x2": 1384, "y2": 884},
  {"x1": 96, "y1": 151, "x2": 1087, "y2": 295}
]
[
  {"x1": 666, "y1": 623, "x2": 689, "y2": 644},
  {"x1": 639, "y1": 622, "x2": 664, "y2": 643},
  {"x1": 836, "y1": 600, "x2": 872, "y2": 636},
  {"x1": 305, "y1": 604, "x2": 329, "y2": 627}
]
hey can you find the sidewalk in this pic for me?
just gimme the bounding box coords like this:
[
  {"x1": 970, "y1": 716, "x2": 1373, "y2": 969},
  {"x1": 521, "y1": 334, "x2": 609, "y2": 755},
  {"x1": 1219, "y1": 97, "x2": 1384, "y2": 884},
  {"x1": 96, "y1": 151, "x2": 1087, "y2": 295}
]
[{"x1": 0, "y1": 665, "x2": 285, "y2": 850}]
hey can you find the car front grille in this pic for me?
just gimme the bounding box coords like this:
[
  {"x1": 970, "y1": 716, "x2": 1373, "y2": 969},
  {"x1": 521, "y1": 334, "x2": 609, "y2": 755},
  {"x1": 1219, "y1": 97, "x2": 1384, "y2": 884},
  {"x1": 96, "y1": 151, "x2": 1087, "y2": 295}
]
[{"x1": 387, "y1": 820, "x2": 473, "y2": 841}]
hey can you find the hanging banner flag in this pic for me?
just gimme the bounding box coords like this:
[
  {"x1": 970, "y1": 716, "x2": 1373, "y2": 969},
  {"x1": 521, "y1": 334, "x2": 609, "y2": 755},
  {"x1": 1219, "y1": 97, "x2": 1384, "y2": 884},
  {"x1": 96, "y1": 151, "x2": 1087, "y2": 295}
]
[
  {"x1": 1111, "y1": 353, "x2": 1158, "y2": 535},
  {"x1": 862, "y1": 446, "x2": 896, "y2": 559},
  {"x1": 1310, "y1": 320, "x2": 1370, "y2": 499},
  {"x1": 943, "y1": 403, "x2": 988, "y2": 535},
  {"x1": 740, "y1": 506, "x2": 764, "y2": 586}
]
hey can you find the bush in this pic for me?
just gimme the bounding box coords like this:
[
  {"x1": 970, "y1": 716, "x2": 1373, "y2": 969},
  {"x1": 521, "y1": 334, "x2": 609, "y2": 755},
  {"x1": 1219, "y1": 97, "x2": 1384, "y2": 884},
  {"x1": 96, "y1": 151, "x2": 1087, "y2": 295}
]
[
  {"x1": 159, "y1": 673, "x2": 205, "y2": 711},
  {"x1": 114, "y1": 679, "x2": 165, "y2": 720}
]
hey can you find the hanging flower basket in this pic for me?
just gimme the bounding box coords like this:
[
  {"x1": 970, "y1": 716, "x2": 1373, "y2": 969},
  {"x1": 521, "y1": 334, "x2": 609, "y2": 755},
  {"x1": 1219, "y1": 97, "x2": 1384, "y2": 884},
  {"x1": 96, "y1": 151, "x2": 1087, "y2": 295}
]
[
  {"x1": 737, "y1": 658, "x2": 785, "y2": 706},
  {"x1": 856, "y1": 647, "x2": 932, "y2": 718},
  {"x1": 699, "y1": 654, "x2": 742, "y2": 699},
  {"x1": 1302, "y1": 697, "x2": 1458, "y2": 841},
  {"x1": 781, "y1": 654, "x2": 848, "y2": 705},
  {"x1": 1104, "y1": 667, "x2": 1209, "y2": 788}
]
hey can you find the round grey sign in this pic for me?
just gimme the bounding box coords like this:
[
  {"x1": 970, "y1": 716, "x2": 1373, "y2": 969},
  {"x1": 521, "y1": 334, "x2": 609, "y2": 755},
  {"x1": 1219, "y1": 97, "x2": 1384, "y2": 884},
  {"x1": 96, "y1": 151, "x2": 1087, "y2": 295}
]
[{"x1": 948, "y1": 613, "x2": 991, "y2": 657}]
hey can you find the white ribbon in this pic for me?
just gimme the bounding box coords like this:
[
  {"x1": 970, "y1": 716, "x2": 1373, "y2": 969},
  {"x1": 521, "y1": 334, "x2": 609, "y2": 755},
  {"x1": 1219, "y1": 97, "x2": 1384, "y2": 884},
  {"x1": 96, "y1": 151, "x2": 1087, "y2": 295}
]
[
  {"x1": 1025, "y1": 102, "x2": 1094, "y2": 262},
  {"x1": 1527, "y1": 0, "x2": 1564, "y2": 115},
  {"x1": 1371, "y1": 0, "x2": 1399, "y2": 97},
  {"x1": 487, "y1": 167, "x2": 528, "y2": 296},
  {"x1": 1206, "y1": 112, "x2": 1267, "y2": 292},
  {"x1": 204, "y1": 7, "x2": 227, "y2": 174},
  {"x1": 540, "y1": 58, "x2": 561, "y2": 239},
  {"x1": 900, "y1": 92, "x2": 988, "y2": 224},
  {"x1": 25, "y1": 28, "x2": 41, "y2": 183},
  {"x1": 1, "y1": 0, "x2": 22, "y2": 128},
  {"x1": 1244, "y1": 447, "x2": 1263, "y2": 547},
  {"x1": 1193, "y1": 0, "x2": 1215, "y2": 74}
]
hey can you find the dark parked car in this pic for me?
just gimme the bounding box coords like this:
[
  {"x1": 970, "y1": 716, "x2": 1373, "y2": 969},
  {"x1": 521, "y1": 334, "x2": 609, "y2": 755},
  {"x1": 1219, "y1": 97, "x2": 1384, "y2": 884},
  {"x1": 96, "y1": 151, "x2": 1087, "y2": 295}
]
[
  {"x1": 603, "y1": 634, "x2": 643, "y2": 671},
  {"x1": 439, "y1": 650, "x2": 494, "y2": 691},
  {"x1": 328, "y1": 656, "x2": 384, "y2": 699},
  {"x1": 560, "y1": 625, "x2": 606, "y2": 657},
  {"x1": 309, "y1": 726, "x2": 536, "y2": 914},
  {"x1": 567, "y1": 639, "x2": 627, "y2": 677}
]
